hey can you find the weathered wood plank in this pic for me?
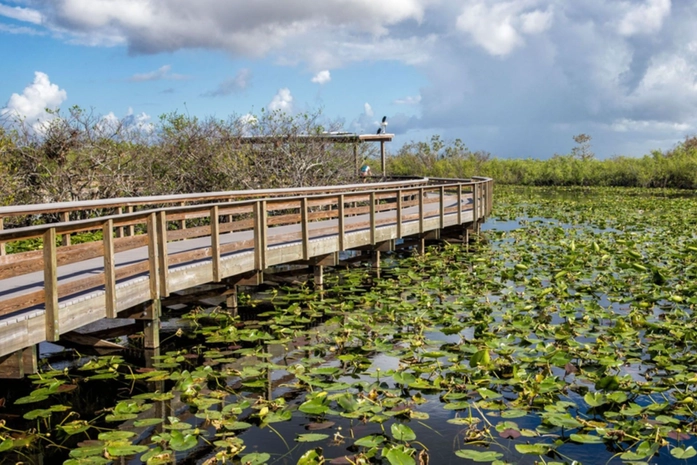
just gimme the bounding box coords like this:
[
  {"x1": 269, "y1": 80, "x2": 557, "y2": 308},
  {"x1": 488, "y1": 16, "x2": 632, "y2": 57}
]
[
  {"x1": 43, "y1": 228, "x2": 59, "y2": 341},
  {"x1": 103, "y1": 219, "x2": 117, "y2": 318}
]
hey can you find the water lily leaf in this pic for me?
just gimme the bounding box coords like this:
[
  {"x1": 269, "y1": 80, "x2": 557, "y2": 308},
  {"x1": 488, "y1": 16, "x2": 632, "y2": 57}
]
[
  {"x1": 23, "y1": 408, "x2": 53, "y2": 420},
  {"x1": 223, "y1": 420, "x2": 253, "y2": 431},
  {"x1": 500, "y1": 429, "x2": 521, "y2": 439},
  {"x1": 470, "y1": 349, "x2": 491, "y2": 368},
  {"x1": 59, "y1": 420, "x2": 91, "y2": 435},
  {"x1": 239, "y1": 452, "x2": 271, "y2": 465},
  {"x1": 142, "y1": 446, "x2": 174, "y2": 465},
  {"x1": 501, "y1": 409, "x2": 527, "y2": 418},
  {"x1": 98, "y1": 431, "x2": 135, "y2": 442},
  {"x1": 595, "y1": 375, "x2": 620, "y2": 391},
  {"x1": 354, "y1": 435, "x2": 385, "y2": 448},
  {"x1": 515, "y1": 444, "x2": 553, "y2": 455},
  {"x1": 391, "y1": 423, "x2": 416, "y2": 442},
  {"x1": 14, "y1": 394, "x2": 48, "y2": 404},
  {"x1": 307, "y1": 421, "x2": 335, "y2": 431},
  {"x1": 570, "y1": 434, "x2": 604, "y2": 444},
  {"x1": 584, "y1": 392, "x2": 606, "y2": 407},
  {"x1": 298, "y1": 448, "x2": 324, "y2": 465},
  {"x1": 620, "y1": 441, "x2": 659, "y2": 460},
  {"x1": 0, "y1": 437, "x2": 13, "y2": 452},
  {"x1": 455, "y1": 449, "x2": 504, "y2": 462},
  {"x1": 106, "y1": 444, "x2": 149, "y2": 457},
  {"x1": 133, "y1": 418, "x2": 164, "y2": 428},
  {"x1": 671, "y1": 446, "x2": 697, "y2": 460},
  {"x1": 296, "y1": 433, "x2": 329, "y2": 442},
  {"x1": 169, "y1": 431, "x2": 198, "y2": 451},
  {"x1": 69, "y1": 445, "x2": 104, "y2": 458},
  {"x1": 384, "y1": 447, "x2": 415, "y2": 465}
]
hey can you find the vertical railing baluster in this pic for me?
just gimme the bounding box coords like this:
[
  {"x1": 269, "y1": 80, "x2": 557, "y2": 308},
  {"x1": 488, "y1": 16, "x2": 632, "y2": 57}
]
[
  {"x1": 157, "y1": 211, "x2": 169, "y2": 298},
  {"x1": 338, "y1": 194, "x2": 345, "y2": 251},
  {"x1": 418, "y1": 188, "x2": 425, "y2": 234},
  {"x1": 211, "y1": 206, "x2": 221, "y2": 282},
  {"x1": 103, "y1": 219, "x2": 116, "y2": 318},
  {"x1": 147, "y1": 213, "x2": 160, "y2": 301},
  {"x1": 116, "y1": 207, "x2": 124, "y2": 238},
  {"x1": 457, "y1": 184, "x2": 463, "y2": 224},
  {"x1": 301, "y1": 198, "x2": 310, "y2": 260},
  {"x1": 0, "y1": 217, "x2": 5, "y2": 256},
  {"x1": 396, "y1": 190, "x2": 403, "y2": 238},
  {"x1": 127, "y1": 206, "x2": 135, "y2": 236},
  {"x1": 43, "y1": 227, "x2": 59, "y2": 341},
  {"x1": 61, "y1": 212, "x2": 71, "y2": 247},
  {"x1": 439, "y1": 185, "x2": 445, "y2": 229},
  {"x1": 254, "y1": 201, "x2": 267, "y2": 270},
  {"x1": 370, "y1": 191, "x2": 376, "y2": 245}
]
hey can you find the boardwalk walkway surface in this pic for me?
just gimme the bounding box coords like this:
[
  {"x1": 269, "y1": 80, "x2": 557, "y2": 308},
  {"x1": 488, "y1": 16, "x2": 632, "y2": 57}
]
[{"x1": 0, "y1": 176, "x2": 493, "y2": 377}]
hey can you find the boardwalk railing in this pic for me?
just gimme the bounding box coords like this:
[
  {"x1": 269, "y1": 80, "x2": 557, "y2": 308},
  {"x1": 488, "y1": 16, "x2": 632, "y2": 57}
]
[{"x1": 0, "y1": 176, "x2": 493, "y2": 373}]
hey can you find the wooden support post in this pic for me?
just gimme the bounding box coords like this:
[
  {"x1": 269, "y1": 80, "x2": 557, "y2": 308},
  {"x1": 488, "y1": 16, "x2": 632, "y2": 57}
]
[
  {"x1": 418, "y1": 188, "x2": 425, "y2": 234},
  {"x1": 226, "y1": 284, "x2": 238, "y2": 317},
  {"x1": 439, "y1": 185, "x2": 445, "y2": 229},
  {"x1": 370, "y1": 191, "x2": 376, "y2": 245},
  {"x1": 127, "y1": 206, "x2": 135, "y2": 236},
  {"x1": 147, "y1": 213, "x2": 160, "y2": 301},
  {"x1": 44, "y1": 227, "x2": 59, "y2": 341},
  {"x1": 157, "y1": 211, "x2": 169, "y2": 298},
  {"x1": 61, "y1": 211, "x2": 71, "y2": 247},
  {"x1": 116, "y1": 207, "x2": 124, "y2": 238},
  {"x1": 353, "y1": 144, "x2": 358, "y2": 175},
  {"x1": 0, "y1": 217, "x2": 4, "y2": 256},
  {"x1": 457, "y1": 184, "x2": 463, "y2": 224},
  {"x1": 419, "y1": 236, "x2": 426, "y2": 255},
  {"x1": 396, "y1": 190, "x2": 403, "y2": 238},
  {"x1": 472, "y1": 184, "x2": 479, "y2": 222},
  {"x1": 301, "y1": 198, "x2": 309, "y2": 260},
  {"x1": 380, "y1": 140, "x2": 386, "y2": 176},
  {"x1": 338, "y1": 194, "x2": 345, "y2": 251},
  {"x1": 211, "y1": 205, "x2": 221, "y2": 282},
  {"x1": 313, "y1": 265, "x2": 324, "y2": 289},
  {"x1": 179, "y1": 202, "x2": 187, "y2": 230},
  {"x1": 0, "y1": 346, "x2": 37, "y2": 379},
  {"x1": 142, "y1": 300, "x2": 161, "y2": 349},
  {"x1": 373, "y1": 250, "x2": 381, "y2": 270},
  {"x1": 103, "y1": 219, "x2": 117, "y2": 318},
  {"x1": 254, "y1": 201, "x2": 267, "y2": 270}
]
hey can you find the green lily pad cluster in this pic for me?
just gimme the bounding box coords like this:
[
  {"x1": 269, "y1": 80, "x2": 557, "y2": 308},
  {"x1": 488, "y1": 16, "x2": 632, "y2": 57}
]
[{"x1": 3, "y1": 186, "x2": 697, "y2": 464}]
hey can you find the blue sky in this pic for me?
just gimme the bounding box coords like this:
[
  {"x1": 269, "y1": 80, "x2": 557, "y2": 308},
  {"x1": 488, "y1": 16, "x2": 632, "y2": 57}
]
[{"x1": 1, "y1": 0, "x2": 695, "y2": 159}]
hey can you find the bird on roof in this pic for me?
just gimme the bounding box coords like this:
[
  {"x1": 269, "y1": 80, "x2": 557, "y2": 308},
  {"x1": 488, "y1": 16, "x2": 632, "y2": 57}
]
[
  {"x1": 380, "y1": 116, "x2": 388, "y2": 135},
  {"x1": 382, "y1": 116, "x2": 387, "y2": 123},
  {"x1": 377, "y1": 128, "x2": 382, "y2": 134}
]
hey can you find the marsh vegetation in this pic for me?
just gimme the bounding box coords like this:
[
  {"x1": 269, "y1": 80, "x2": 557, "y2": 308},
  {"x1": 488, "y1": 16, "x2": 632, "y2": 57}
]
[{"x1": 2, "y1": 186, "x2": 697, "y2": 464}]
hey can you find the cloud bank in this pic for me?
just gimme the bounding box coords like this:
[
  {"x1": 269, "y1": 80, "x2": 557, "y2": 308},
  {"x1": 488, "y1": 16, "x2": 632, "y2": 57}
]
[{"x1": 7, "y1": 0, "x2": 697, "y2": 157}]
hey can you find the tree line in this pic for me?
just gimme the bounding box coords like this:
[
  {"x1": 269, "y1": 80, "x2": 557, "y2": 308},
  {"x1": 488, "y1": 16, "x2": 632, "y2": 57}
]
[
  {"x1": 387, "y1": 134, "x2": 697, "y2": 189},
  {"x1": 0, "y1": 107, "x2": 373, "y2": 208},
  {"x1": 3, "y1": 107, "x2": 696, "y2": 213}
]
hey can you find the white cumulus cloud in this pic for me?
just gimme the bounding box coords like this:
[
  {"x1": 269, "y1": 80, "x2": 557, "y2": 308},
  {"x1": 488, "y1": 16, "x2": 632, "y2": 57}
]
[
  {"x1": 268, "y1": 88, "x2": 293, "y2": 112},
  {"x1": 1, "y1": 72, "x2": 67, "y2": 128},
  {"x1": 618, "y1": 0, "x2": 671, "y2": 36},
  {"x1": 311, "y1": 70, "x2": 331, "y2": 84},
  {"x1": 456, "y1": 1, "x2": 553, "y2": 56}
]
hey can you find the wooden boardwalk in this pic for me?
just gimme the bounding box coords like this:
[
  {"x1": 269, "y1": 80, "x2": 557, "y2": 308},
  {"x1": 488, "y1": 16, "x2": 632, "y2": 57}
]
[{"x1": 0, "y1": 176, "x2": 493, "y2": 377}]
